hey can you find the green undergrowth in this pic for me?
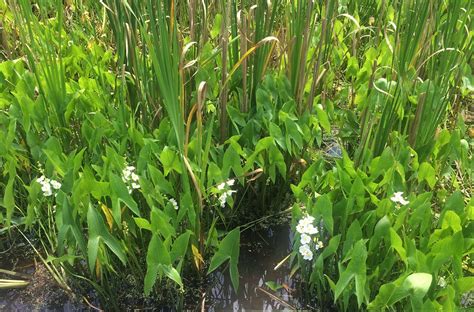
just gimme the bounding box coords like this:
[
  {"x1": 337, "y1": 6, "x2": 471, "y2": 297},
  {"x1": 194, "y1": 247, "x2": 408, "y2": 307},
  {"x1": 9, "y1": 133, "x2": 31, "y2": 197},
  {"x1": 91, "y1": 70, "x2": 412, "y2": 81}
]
[{"x1": 0, "y1": 0, "x2": 473, "y2": 310}]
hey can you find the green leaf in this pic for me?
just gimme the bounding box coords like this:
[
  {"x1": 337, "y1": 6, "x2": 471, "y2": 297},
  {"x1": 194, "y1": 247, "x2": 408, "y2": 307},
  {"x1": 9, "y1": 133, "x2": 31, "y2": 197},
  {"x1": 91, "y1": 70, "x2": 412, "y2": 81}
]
[
  {"x1": 160, "y1": 146, "x2": 182, "y2": 176},
  {"x1": 335, "y1": 239, "x2": 368, "y2": 307},
  {"x1": 342, "y1": 220, "x2": 362, "y2": 255},
  {"x1": 418, "y1": 162, "x2": 436, "y2": 189},
  {"x1": 151, "y1": 208, "x2": 176, "y2": 238},
  {"x1": 316, "y1": 195, "x2": 333, "y2": 235},
  {"x1": 455, "y1": 277, "x2": 474, "y2": 294},
  {"x1": 265, "y1": 281, "x2": 283, "y2": 291},
  {"x1": 110, "y1": 174, "x2": 139, "y2": 223},
  {"x1": 315, "y1": 235, "x2": 341, "y2": 278},
  {"x1": 269, "y1": 122, "x2": 286, "y2": 150},
  {"x1": 148, "y1": 165, "x2": 175, "y2": 196},
  {"x1": 315, "y1": 105, "x2": 331, "y2": 133},
  {"x1": 87, "y1": 205, "x2": 126, "y2": 273},
  {"x1": 389, "y1": 228, "x2": 407, "y2": 265},
  {"x1": 170, "y1": 232, "x2": 191, "y2": 263},
  {"x1": 441, "y1": 211, "x2": 462, "y2": 232},
  {"x1": 268, "y1": 144, "x2": 286, "y2": 182},
  {"x1": 346, "y1": 56, "x2": 359, "y2": 79},
  {"x1": 3, "y1": 166, "x2": 15, "y2": 228},
  {"x1": 43, "y1": 149, "x2": 66, "y2": 176},
  {"x1": 208, "y1": 227, "x2": 240, "y2": 292},
  {"x1": 347, "y1": 176, "x2": 366, "y2": 213},
  {"x1": 441, "y1": 191, "x2": 464, "y2": 220},
  {"x1": 223, "y1": 145, "x2": 243, "y2": 178},
  {"x1": 368, "y1": 275, "x2": 408, "y2": 309},
  {"x1": 144, "y1": 234, "x2": 175, "y2": 295},
  {"x1": 403, "y1": 273, "x2": 432, "y2": 300},
  {"x1": 57, "y1": 194, "x2": 86, "y2": 256},
  {"x1": 160, "y1": 264, "x2": 183, "y2": 289},
  {"x1": 134, "y1": 218, "x2": 152, "y2": 231},
  {"x1": 210, "y1": 14, "x2": 222, "y2": 39},
  {"x1": 369, "y1": 216, "x2": 391, "y2": 252},
  {"x1": 285, "y1": 119, "x2": 303, "y2": 153}
]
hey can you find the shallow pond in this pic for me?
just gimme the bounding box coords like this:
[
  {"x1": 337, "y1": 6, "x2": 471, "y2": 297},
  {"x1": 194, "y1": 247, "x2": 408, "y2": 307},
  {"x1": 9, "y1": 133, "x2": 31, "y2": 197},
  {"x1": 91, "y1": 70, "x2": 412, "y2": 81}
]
[
  {"x1": 1, "y1": 224, "x2": 305, "y2": 311},
  {"x1": 206, "y1": 224, "x2": 303, "y2": 311}
]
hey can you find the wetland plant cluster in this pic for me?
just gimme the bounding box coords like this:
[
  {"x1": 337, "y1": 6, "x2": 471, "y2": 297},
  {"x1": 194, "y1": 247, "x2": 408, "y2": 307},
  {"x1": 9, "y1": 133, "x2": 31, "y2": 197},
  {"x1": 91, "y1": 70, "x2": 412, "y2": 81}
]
[{"x1": 0, "y1": 0, "x2": 473, "y2": 310}]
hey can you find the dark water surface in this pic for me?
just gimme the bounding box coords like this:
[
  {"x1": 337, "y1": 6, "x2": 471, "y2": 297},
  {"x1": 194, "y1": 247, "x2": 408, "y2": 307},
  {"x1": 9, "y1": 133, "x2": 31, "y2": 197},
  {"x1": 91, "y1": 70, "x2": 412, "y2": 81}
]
[
  {"x1": 207, "y1": 224, "x2": 302, "y2": 311},
  {"x1": 1, "y1": 224, "x2": 301, "y2": 311}
]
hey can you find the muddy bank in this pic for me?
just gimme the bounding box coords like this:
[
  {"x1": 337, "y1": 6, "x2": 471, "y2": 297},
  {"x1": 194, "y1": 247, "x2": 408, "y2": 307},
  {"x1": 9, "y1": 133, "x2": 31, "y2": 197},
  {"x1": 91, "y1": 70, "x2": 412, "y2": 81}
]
[{"x1": 0, "y1": 238, "x2": 86, "y2": 311}]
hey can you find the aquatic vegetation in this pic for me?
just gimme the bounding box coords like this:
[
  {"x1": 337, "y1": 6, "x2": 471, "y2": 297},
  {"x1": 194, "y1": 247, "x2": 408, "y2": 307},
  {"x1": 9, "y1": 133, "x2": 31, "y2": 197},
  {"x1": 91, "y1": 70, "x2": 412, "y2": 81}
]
[
  {"x1": 290, "y1": 139, "x2": 473, "y2": 310},
  {"x1": 0, "y1": 0, "x2": 472, "y2": 310}
]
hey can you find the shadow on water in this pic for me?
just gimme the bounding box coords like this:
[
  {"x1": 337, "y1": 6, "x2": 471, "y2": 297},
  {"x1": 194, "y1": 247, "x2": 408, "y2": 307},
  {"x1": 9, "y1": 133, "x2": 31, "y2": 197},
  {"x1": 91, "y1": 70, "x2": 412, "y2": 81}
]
[{"x1": 207, "y1": 224, "x2": 303, "y2": 311}]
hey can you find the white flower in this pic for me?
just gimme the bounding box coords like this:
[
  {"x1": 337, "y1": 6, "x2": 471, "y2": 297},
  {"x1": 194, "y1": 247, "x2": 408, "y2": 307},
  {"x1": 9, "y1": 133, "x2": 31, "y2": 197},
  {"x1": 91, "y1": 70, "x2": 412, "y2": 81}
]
[
  {"x1": 131, "y1": 173, "x2": 139, "y2": 182},
  {"x1": 300, "y1": 234, "x2": 311, "y2": 245},
  {"x1": 36, "y1": 175, "x2": 61, "y2": 196},
  {"x1": 122, "y1": 164, "x2": 140, "y2": 191},
  {"x1": 296, "y1": 216, "x2": 318, "y2": 234},
  {"x1": 296, "y1": 223, "x2": 305, "y2": 234},
  {"x1": 218, "y1": 194, "x2": 227, "y2": 207},
  {"x1": 226, "y1": 179, "x2": 235, "y2": 187},
  {"x1": 41, "y1": 183, "x2": 53, "y2": 197},
  {"x1": 169, "y1": 198, "x2": 179, "y2": 210},
  {"x1": 303, "y1": 223, "x2": 319, "y2": 235},
  {"x1": 218, "y1": 190, "x2": 236, "y2": 207},
  {"x1": 390, "y1": 192, "x2": 409, "y2": 205},
  {"x1": 217, "y1": 182, "x2": 226, "y2": 191},
  {"x1": 437, "y1": 276, "x2": 447, "y2": 288},
  {"x1": 299, "y1": 244, "x2": 313, "y2": 261},
  {"x1": 299, "y1": 215, "x2": 315, "y2": 226},
  {"x1": 122, "y1": 169, "x2": 131, "y2": 180},
  {"x1": 50, "y1": 180, "x2": 61, "y2": 190},
  {"x1": 122, "y1": 166, "x2": 135, "y2": 180}
]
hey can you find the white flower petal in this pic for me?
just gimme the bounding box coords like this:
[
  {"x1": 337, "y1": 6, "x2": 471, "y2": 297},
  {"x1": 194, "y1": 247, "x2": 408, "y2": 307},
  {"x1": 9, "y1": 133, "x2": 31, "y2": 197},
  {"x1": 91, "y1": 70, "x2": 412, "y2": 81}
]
[
  {"x1": 42, "y1": 183, "x2": 53, "y2": 196},
  {"x1": 399, "y1": 198, "x2": 409, "y2": 205},
  {"x1": 390, "y1": 192, "x2": 409, "y2": 205},
  {"x1": 296, "y1": 223, "x2": 305, "y2": 234},
  {"x1": 219, "y1": 194, "x2": 227, "y2": 207},
  {"x1": 300, "y1": 234, "x2": 311, "y2": 245},
  {"x1": 299, "y1": 244, "x2": 313, "y2": 261},
  {"x1": 169, "y1": 198, "x2": 179, "y2": 210},
  {"x1": 131, "y1": 173, "x2": 139, "y2": 182},
  {"x1": 303, "y1": 224, "x2": 319, "y2": 235},
  {"x1": 50, "y1": 180, "x2": 61, "y2": 190}
]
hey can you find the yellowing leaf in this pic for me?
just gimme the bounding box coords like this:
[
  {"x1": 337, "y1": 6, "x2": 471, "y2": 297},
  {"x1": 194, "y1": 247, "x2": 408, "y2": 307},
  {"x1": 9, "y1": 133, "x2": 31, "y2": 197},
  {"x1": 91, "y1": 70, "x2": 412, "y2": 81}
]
[
  {"x1": 191, "y1": 244, "x2": 204, "y2": 270},
  {"x1": 100, "y1": 203, "x2": 114, "y2": 230}
]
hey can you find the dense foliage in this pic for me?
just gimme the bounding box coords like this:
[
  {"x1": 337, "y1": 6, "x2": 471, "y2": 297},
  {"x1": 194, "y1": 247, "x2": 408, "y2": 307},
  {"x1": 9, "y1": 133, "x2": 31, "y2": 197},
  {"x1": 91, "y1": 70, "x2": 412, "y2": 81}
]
[{"x1": 0, "y1": 0, "x2": 472, "y2": 310}]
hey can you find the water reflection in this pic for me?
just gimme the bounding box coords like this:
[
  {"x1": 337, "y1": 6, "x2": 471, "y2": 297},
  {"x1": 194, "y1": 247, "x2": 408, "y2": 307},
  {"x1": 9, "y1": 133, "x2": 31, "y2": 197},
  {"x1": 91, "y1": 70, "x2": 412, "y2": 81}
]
[{"x1": 207, "y1": 225, "x2": 301, "y2": 311}]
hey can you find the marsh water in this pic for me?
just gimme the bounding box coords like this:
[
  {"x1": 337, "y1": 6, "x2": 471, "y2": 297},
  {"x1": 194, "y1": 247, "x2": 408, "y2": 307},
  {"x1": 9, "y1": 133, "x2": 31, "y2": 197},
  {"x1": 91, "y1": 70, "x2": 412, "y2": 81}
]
[
  {"x1": 1, "y1": 224, "x2": 303, "y2": 311},
  {"x1": 207, "y1": 224, "x2": 302, "y2": 311}
]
